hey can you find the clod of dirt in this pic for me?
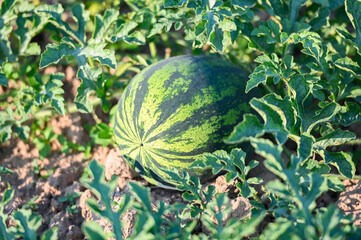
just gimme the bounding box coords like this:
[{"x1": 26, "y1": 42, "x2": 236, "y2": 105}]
[
  {"x1": 338, "y1": 180, "x2": 361, "y2": 225},
  {"x1": 47, "y1": 154, "x2": 84, "y2": 189},
  {"x1": 80, "y1": 190, "x2": 94, "y2": 222},
  {"x1": 66, "y1": 225, "x2": 84, "y2": 240}
]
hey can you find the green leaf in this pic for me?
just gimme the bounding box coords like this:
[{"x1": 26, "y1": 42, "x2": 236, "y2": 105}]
[
  {"x1": 80, "y1": 160, "x2": 124, "y2": 239},
  {"x1": 263, "y1": 94, "x2": 297, "y2": 133},
  {"x1": 250, "y1": 138, "x2": 285, "y2": 177},
  {"x1": 35, "y1": 73, "x2": 65, "y2": 115},
  {"x1": 209, "y1": 25, "x2": 226, "y2": 52},
  {"x1": 318, "y1": 150, "x2": 355, "y2": 179},
  {"x1": 164, "y1": 0, "x2": 189, "y2": 7},
  {"x1": 2, "y1": 188, "x2": 14, "y2": 205},
  {"x1": 246, "y1": 71, "x2": 267, "y2": 93},
  {"x1": 75, "y1": 64, "x2": 102, "y2": 113},
  {"x1": 334, "y1": 57, "x2": 361, "y2": 76},
  {"x1": 345, "y1": 0, "x2": 361, "y2": 53},
  {"x1": 309, "y1": 7, "x2": 330, "y2": 31},
  {"x1": 232, "y1": 0, "x2": 256, "y2": 7},
  {"x1": 265, "y1": 0, "x2": 286, "y2": 19},
  {"x1": 292, "y1": 31, "x2": 322, "y2": 60},
  {"x1": 112, "y1": 22, "x2": 145, "y2": 45},
  {"x1": 326, "y1": 175, "x2": 345, "y2": 192},
  {"x1": 302, "y1": 102, "x2": 341, "y2": 133},
  {"x1": 41, "y1": 227, "x2": 58, "y2": 240},
  {"x1": 313, "y1": 129, "x2": 356, "y2": 149},
  {"x1": 71, "y1": 4, "x2": 89, "y2": 43},
  {"x1": 331, "y1": 102, "x2": 361, "y2": 126},
  {"x1": 0, "y1": 166, "x2": 13, "y2": 174},
  {"x1": 250, "y1": 97, "x2": 289, "y2": 144},
  {"x1": 13, "y1": 209, "x2": 42, "y2": 240},
  {"x1": 40, "y1": 40, "x2": 116, "y2": 68},
  {"x1": 129, "y1": 181, "x2": 152, "y2": 211},
  {"x1": 0, "y1": 73, "x2": 7, "y2": 87},
  {"x1": 298, "y1": 133, "x2": 314, "y2": 162},
  {"x1": 225, "y1": 114, "x2": 264, "y2": 144},
  {"x1": 299, "y1": 159, "x2": 330, "y2": 176},
  {"x1": 289, "y1": 74, "x2": 311, "y2": 110},
  {"x1": 289, "y1": 0, "x2": 307, "y2": 31},
  {"x1": 0, "y1": 0, "x2": 16, "y2": 16},
  {"x1": 92, "y1": 9, "x2": 119, "y2": 43},
  {"x1": 205, "y1": 12, "x2": 217, "y2": 37},
  {"x1": 246, "y1": 54, "x2": 282, "y2": 92}
]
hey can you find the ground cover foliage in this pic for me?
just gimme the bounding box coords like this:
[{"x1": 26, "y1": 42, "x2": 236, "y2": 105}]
[{"x1": 1, "y1": 0, "x2": 361, "y2": 239}]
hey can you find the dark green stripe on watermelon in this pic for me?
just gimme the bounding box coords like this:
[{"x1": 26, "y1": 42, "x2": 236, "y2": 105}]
[{"x1": 114, "y1": 55, "x2": 255, "y2": 188}]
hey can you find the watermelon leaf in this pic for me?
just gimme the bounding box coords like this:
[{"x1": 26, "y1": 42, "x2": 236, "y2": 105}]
[
  {"x1": 345, "y1": 0, "x2": 361, "y2": 54},
  {"x1": 225, "y1": 114, "x2": 265, "y2": 144},
  {"x1": 80, "y1": 160, "x2": 124, "y2": 240}
]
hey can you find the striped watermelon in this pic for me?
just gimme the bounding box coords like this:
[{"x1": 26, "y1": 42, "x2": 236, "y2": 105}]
[{"x1": 114, "y1": 55, "x2": 253, "y2": 188}]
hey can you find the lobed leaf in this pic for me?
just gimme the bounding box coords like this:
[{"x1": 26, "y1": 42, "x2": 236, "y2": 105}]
[{"x1": 345, "y1": 0, "x2": 361, "y2": 54}]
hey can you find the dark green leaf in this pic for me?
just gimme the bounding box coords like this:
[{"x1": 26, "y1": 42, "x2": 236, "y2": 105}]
[
  {"x1": 302, "y1": 102, "x2": 341, "y2": 133},
  {"x1": 298, "y1": 133, "x2": 314, "y2": 162},
  {"x1": 250, "y1": 98, "x2": 289, "y2": 144},
  {"x1": 164, "y1": 0, "x2": 189, "y2": 7},
  {"x1": 318, "y1": 150, "x2": 355, "y2": 179},
  {"x1": 313, "y1": 129, "x2": 356, "y2": 149},
  {"x1": 82, "y1": 221, "x2": 108, "y2": 240},
  {"x1": 0, "y1": 73, "x2": 7, "y2": 87},
  {"x1": 331, "y1": 102, "x2": 361, "y2": 126}
]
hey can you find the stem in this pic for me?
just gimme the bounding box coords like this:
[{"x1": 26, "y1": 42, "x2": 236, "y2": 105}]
[
  {"x1": 343, "y1": 139, "x2": 361, "y2": 145},
  {"x1": 263, "y1": 84, "x2": 276, "y2": 94},
  {"x1": 282, "y1": 43, "x2": 289, "y2": 60},
  {"x1": 323, "y1": 174, "x2": 361, "y2": 181},
  {"x1": 149, "y1": 42, "x2": 157, "y2": 59},
  {"x1": 87, "y1": 57, "x2": 95, "y2": 68},
  {"x1": 282, "y1": 146, "x2": 292, "y2": 160}
]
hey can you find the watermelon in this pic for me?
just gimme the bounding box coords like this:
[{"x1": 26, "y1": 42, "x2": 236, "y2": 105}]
[{"x1": 114, "y1": 55, "x2": 254, "y2": 188}]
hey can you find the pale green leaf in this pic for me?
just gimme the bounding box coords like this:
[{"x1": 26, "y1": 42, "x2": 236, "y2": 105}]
[{"x1": 326, "y1": 176, "x2": 345, "y2": 192}]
